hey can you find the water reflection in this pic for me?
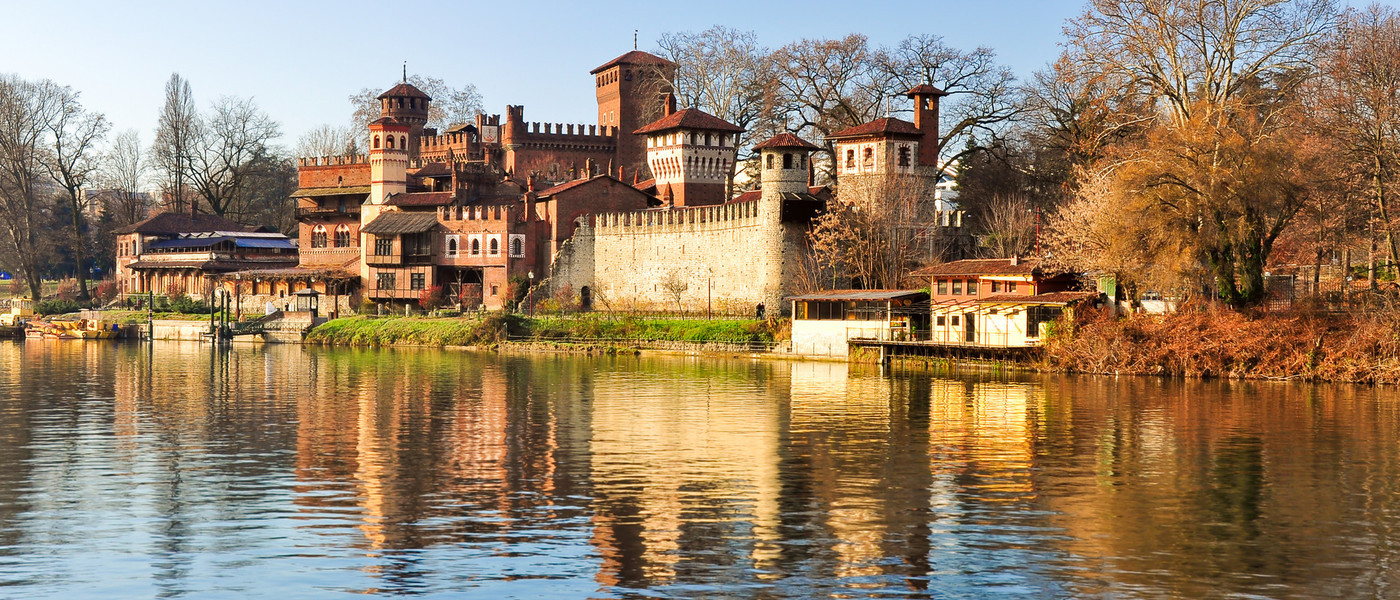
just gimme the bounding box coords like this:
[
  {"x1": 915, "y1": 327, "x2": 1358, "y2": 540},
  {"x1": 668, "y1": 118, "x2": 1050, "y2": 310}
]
[{"x1": 2, "y1": 342, "x2": 1400, "y2": 597}]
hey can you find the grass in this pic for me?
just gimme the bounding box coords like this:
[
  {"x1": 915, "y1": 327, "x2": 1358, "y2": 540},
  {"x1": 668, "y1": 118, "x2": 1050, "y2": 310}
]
[{"x1": 303, "y1": 314, "x2": 779, "y2": 348}]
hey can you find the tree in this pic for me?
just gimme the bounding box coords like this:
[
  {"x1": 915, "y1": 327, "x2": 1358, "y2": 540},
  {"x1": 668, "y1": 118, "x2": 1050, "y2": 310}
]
[
  {"x1": 809, "y1": 173, "x2": 940, "y2": 289},
  {"x1": 1060, "y1": 0, "x2": 1339, "y2": 308},
  {"x1": 296, "y1": 124, "x2": 360, "y2": 158},
  {"x1": 153, "y1": 73, "x2": 197, "y2": 213},
  {"x1": 661, "y1": 269, "x2": 688, "y2": 310},
  {"x1": 979, "y1": 194, "x2": 1037, "y2": 258},
  {"x1": 0, "y1": 74, "x2": 61, "y2": 301},
  {"x1": 348, "y1": 75, "x2": 483, "y2": 130},
  {"x1": 100, "y1": 129, "x2": 150, "y2": 227},
  {"x1": 655, "y1": 26, "x2": 771, "y2": 150},
  {"x1": 187, "y1": 96, "x2": 280, "y2": 218},
  {"x1": 44, "y1": 85, "x2": 108, "y2": 301}
]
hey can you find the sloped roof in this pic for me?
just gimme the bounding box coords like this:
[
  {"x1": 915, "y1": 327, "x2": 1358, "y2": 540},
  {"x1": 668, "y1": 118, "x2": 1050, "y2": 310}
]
[
  {"x1": 385, "y1": 192, "x2": 454, "y2": 207},
  {"x1": 905, "y1": 84, "x2": 949, "y2": 97},
  {"x1": 977, "y1": 291, "x2": 1100, "y2": 305},
  {"x1": 730, "y1": 186, "x2": 830, "y2": 204},
  {"x1": 828, "y1": 117, "x2": 923, "y2": 140},
  {"x1": 634, "y1": 108, "x2": 744, "y2": 134},
  {"x1": 412, "y1": 162, "x2": 452, "y2": 178},
  {"x1": 753, "y1": 132, "x2": 821, "y2": 150},
  {"x1": 913, "y1": 258, "x2": 1041, "y2": 277},
  {"x1": 293, "y1": 186, "x2": 371, "y2": 198},
  {"x1": 787, "y1": 289, "x2": 928, "y2": 302},
  {"x1": 377, "y1": 82, "x2": 431, "y2": 100},
  {"x1": 360, "y1": 211, "x2": 440, "y2": 235},
  {"x1": 113, "y1": 212, "x2": 249, "y2": 235},
  {"x1": 591, "y1": 50, "x2": 674, "y2": 74}
]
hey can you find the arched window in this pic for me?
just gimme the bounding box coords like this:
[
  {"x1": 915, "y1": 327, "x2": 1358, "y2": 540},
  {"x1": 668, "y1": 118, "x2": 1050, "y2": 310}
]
[
  {"x1": 766, "y1": 154, "x2": 774, "y2": 169},
  {"x1": 334, "y1": 224, "x2": 351, "y2": 247},
  {"x1": 400, "y1": 136, "x2": 406, "y2": 149},
  {"x1": 489, "y1": 238, "x2": 499, "y2": 255},
  {"x1": 471, "y1": 238, "x2": 481, "y2": 255},
  {"x1": 510, "y1": 236, "x2": 523, "y2": 257},
  {"x1": 386, "y1": 136, "x2": 394, "y2": 149},
  {"x1": 783, "y1": 153, "x2": 793, "y2": 169},
  {"x1": 311, "y1": 225, "x2": 327, "y2": 249},
  {"x1": 373, "y1": 136, "x2": 380, "y2": 149},
  {"x1": 845, "y1": 149, "x2": 855, "y2": 169},
  {"x1": 898, "y1": 146, "x2": 911, "y2": 167},
  {"x1": 447, "y1": 237, "x2": 458, "y2": 255},
  {"x1": 624, "y1": 69, "x2": 633, "y2": 81},
  {"x1": 862, "y1": 147, "x2": 874, "y2": 167}
]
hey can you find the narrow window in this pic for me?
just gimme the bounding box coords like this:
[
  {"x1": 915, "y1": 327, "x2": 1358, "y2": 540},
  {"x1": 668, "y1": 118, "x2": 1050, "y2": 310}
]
[
  {"x1": 489, "y1": 238, "x2": 499, "y2": 256},
  {"x1": 471, "y1": 239, "x2": 480, "y2": 255},
  {"x1": 510, "y1": 236, "x2": 523, "y2": 257},
  {"x1": 447, "y1": 237, "x2": 459, "y2": 256},
  {"x1": 766, "y1": 154, "x2": 774, "y2": 169},
  {"x1": 862, "y1": 147, "x2": 874, "y2": 167},
  {"x1": 952, "y1": 280, "x2": 962, "y2": 295},
  {"x1": 898, "y1": 146, "x2": 911, "y2": 167},
  {"x1": 783, "y1": 153, "x2": 793, "y2": 169},
  {"x1": 373, "y1": 136, "x2": 380, "y2": 149},
  {"x1": 936, "y1": 280, "x2": 948, "y2": 295},
  {"x1": 845, "y1": 149, "x2": 855, "y2": 169},
  {"x1": 1008, "y1": 281, "x2": 1017, "y2": 293},
  {"x1": 992, "y1": 281, "x2": 1001, "y2": 293},
  {"x1": 386, "y1": 136, "x2": 394, "y2": 149}
]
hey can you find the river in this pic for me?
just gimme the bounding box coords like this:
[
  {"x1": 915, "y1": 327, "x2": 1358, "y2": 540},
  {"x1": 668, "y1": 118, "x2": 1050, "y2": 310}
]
[{"x1": 0, "y1": 340, "x2": 1395, "y2": 598}]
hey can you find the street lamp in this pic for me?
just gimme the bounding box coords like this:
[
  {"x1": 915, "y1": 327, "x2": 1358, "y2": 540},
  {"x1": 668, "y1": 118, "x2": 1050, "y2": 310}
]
[{"x1": 527, "y1": 271, "x2": 534, "y2": 317}]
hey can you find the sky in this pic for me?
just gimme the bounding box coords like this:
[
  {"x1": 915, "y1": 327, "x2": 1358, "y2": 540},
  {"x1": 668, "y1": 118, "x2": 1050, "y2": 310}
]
[{"x1": 0, "y1": 0, "x2": 1389, "y2": 153}]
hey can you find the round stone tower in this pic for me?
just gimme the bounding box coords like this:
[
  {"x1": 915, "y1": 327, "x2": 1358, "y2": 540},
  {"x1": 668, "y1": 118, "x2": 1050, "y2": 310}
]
[{"x1": 752, "y1": 133, "x2": 821, "y2": 313}]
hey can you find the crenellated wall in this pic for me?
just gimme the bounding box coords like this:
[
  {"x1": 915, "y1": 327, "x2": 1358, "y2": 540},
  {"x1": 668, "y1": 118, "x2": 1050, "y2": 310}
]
[{"x1": 297, "y1": 155, "x2": 371, "y2": 188}]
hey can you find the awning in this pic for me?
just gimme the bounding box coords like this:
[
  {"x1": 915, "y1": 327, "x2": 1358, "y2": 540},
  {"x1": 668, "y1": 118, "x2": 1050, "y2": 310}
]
[{"x1": 360, "y1": 211, "x2": 439, "y2": 235}]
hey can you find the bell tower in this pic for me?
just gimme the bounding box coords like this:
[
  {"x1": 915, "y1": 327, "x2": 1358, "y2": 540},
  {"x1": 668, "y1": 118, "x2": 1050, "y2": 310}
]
[{"x1": 376, "y1": 75, "x2": 431, "y2": 159}]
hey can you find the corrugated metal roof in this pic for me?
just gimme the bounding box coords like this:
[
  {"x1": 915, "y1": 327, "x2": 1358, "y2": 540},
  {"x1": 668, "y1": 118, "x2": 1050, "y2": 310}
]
[
  {"x1": 787, "y1": 289, "x2": 928, "y2": 302},
  {"x1": 146, "y1": 237, "x2": 231, "y2": 250},
  {"x1": 360, "y1": 211, "x2": 439, "y2": 235},
  {"x1": 233, "y1": 238, "x2": 297, "y2": 249}
]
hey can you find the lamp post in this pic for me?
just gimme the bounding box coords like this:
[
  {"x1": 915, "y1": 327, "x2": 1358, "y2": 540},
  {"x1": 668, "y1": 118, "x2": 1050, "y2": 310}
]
[
  {"x1": 234, "y1": 273, "x2": 241, "y2": 322},
  {"x1": 527, "y1": 271, "x2": 534, "y2": 317}
]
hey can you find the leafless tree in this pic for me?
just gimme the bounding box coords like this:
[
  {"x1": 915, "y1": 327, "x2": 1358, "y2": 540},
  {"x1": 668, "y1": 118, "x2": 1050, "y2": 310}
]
[
  {"x1": 153, "y1": 73, "x2": 197, "y2": 213},
  {"x1": 809, "y1": 172, "x2": 940, "y2": 289},
  {"x1": 348, "y1": 75, "x2": 483, "y2": 130},
  {"x1": 979, "y1": 194, "x2": 1037, "y2": 258},
  {"x1": 187, "y1": 96, "x2": 280, "y2": 218},
  {"x1": 44, "y1": 85, "x2": 108, "y2": 300},
  {"x1": 0, "y1": 74, "x2": 61, "y2": 301},
  {"x1": 296, "y1": 124, "x2": 360, "y2": 158},
  {"x1": 661, "y1": 269, "x2": 688, "y2": 311},
  {"x1": 100, "y1": 129, "x2": 150, "y2": 227},
  {"x1": 655, "y1": 27, "x2": 771, "y2": 149}
]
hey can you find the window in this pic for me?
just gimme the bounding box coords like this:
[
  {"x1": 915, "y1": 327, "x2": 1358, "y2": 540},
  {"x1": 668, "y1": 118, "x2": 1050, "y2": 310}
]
[
  {"x1": 624, "y1": 69, "x2": 632, "y2": 81},
  {"x1": 862, "y1": 147, "x2": 874, "y2": 167},
  {"x1": 952, "y1": 280, "x2": 962, "y2": 295},
  {"x1": 488, "y1": 237, "x2": 499, "y2": 256},
  {"x1": 1008, "y1": 281, "x2": 1017, "y2": 293},
  {"x1": 310, "y1": 225, "x2": 327, "y2": 248},
  {"x1": 704, "y1": 133, "x2": 711, "y2": 145},
  {"x1": 386, "y1": 136, "x2": 394, "y2": 149},
  {"x1": 967, "y1": 279, "x2": 978, "y2": 295},
  {"x1": 783, "y1": 153, "x2": 792, "y2": 169},
  {"x1": 410, "y1": 273, "x2": 425, "y2": 290},
  {"x1": 376, "y1": 272, "x2": 395, "y2": 290},
  {"x1": 470, "y1": 238, "x2": 481, "y2": 255},
  {"x1": 334, "y1": 225, "x2": 351, "y2": 248},
  {"x1": 766, "y1": 154, "x2": 774, "y2": 169},
  {"x1": 400, "y1": 136, "x2": 406, "y2": 149},
  {"x1": 373, "y1": 136, "x2": 380, "y2": 149},
  {"x1": 898, "y1": 146, "x2": 911, "y2": 167},
  {"x1": 992, "y1": 281, "x2": 1001, "y2": 293},
  {"x1": 490, "y1": 284, "x2": 499, "y2": 296},
  {"x1": 951, "y1": 315, "x2": 960, "y2": 326},
  {"x1": 1027, "y1": 306, "x2": 1064, "y2": 338},
  {"x1": 937, "y1": 280, "x2": 948, "y2": 295},
  {"x1": 936, "y1": 315, "x2": 946, "y2": 326},
  {"x1": 509, "y1": 234, "x2": 525, "y2": 258},
  {"x1": 846, "y1": 149, "x2": 855, "y2": 169},
  {"x1": 374, "y1": 236, "x2": 393, "y2": 256},
  {"x1": 446, "y1": 235, "x2": 459, "y2": 257}
]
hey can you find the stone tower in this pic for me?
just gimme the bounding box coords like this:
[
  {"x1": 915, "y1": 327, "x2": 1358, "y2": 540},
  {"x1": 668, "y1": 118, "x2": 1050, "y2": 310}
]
[
  {"x1": 592, "y1": 50, "x2": 675, "y2": 177},
  {"x1": 363, "y1": 116, "x2": 410, "y2": 278},
  {"x1": 634, "y1": 95, "x2": 744, "y2": 207},
  {"x1": 377, "y1": 80, "x2": 431, "y2": 159},
  {"x1": 905, "y1": 84, "x2": 948, "y2": 168},
  {"x1": 753, "y1": 132, "x2": 821, "y2": 312}
]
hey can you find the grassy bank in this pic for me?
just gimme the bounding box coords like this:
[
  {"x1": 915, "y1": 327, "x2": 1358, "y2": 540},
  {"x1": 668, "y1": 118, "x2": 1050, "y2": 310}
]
[
  {"x1": 1043, "y1": 305, "x2": 1400, "y2": 384},
  {"x1": 303, "y1": 314, "x2": 779, "y2": 348}
]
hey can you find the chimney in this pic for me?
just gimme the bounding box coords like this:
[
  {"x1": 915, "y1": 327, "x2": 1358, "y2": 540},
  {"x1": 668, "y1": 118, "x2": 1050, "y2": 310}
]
[
  {"x1": 1010, "y1": 254, "x2": 1019, "y2": 266},
  {"x1": 664, "y1": 92, "x2": 676, "y2": 117}
]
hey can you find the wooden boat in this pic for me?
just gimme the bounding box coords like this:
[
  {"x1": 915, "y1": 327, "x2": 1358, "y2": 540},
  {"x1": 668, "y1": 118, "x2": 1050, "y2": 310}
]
[{"x1": 24, "y1": 319, "x2": 119, "y2": 339}]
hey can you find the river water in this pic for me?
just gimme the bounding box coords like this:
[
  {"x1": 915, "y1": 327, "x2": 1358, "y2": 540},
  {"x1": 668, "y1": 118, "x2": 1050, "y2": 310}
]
[{"x1": 0, "y1": 340, "x2": 1397, "y2": 598}]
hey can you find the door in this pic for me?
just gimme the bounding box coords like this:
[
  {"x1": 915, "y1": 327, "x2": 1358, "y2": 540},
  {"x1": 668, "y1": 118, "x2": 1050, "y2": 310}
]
[{"x1": 964, "y1": 312, "x2": 976, "y2": 343}]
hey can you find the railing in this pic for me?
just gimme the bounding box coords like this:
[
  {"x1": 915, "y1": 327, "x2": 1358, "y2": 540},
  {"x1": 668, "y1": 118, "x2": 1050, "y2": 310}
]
[
  {"x1": 296, "y1": 206, "x2": 359, "y2": 218},
  {"x1": 506, "y1": 333, "x2": 778, "y2": 353},
  {"x1": 845, "y1": 326, "x2": 1030, "y2": 348}
]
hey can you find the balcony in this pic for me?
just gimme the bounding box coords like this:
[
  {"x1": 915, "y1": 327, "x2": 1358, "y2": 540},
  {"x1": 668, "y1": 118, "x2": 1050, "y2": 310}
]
[
  {"x1": 298, "y1": 246, "x2": 359, "y2": 266},
  {"x1": 296, "y1": 205, "x2": 360, "y2": 219}
]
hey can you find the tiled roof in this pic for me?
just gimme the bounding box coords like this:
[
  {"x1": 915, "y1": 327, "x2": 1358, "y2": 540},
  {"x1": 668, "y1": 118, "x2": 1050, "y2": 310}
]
[
  {"x1": 113, "y1": 212, "x2": 249, "y2": 235},
  {"x1": 412, "y1": 162, "x2": 452, "y2": 178},
  {"x1": 828, "y1": 117, "x2": 923, "y2": 140},
  {"x1": 977, "y1": 291, "x2": 1100, "y2": 305},
  {"x1": 292, "y1": 186, "x2": 371, "y2": 198},
  {"x1": 538, "y1": 175, "x2": 607, "y2": 197},
  {"x1": 591, "y1": 50, "x2": 674, "y2": 74},
  {"x1": 912, "y1": 258, "x2": 1041, "y2": 277},
  {"x1": 634, "y1": 108, "x2": 744, "y2": 134},
  {"x1": 377, "y1": 82, "x2": 431, "y2": 100},
  {"x1": 360, "y1": 211, "x2": 440, "y2": 235},
  {"x1": 905, "y1": 84, "x2": 948, "y2": 97},
  {"x1": 787, "y1": 289, "x2": 928, "y2": 302},
  {"x1": 384, "y1": 192, "x2": 454, "y2": 207},
  {"x1": 753, "y1": 132, "x2": 821, "y2": 150},
  {"x1": 369, "y1": 116, "x2": 408, "y2": 128},
  {"x1": 730, "y1": 186, "x2": 830, "y2": 204}
]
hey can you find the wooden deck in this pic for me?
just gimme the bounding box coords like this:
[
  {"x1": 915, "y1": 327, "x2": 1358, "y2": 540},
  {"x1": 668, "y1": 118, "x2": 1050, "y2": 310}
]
[{"x1": 849, "y1": 338, "x2": 1039, "y2": 362}]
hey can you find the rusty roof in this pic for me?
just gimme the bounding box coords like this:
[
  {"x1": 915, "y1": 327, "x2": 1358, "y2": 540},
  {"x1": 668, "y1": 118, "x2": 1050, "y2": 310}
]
[
  {"x1": 977, "y1": 291, "x2": 1100, "y2": 305},
  {"x1": 828, "y1": 117, "x2": 923, "y2": 140},
  {"x1": 787, "y1": 289, "x2": 928, "y2": 302},
  {"x1": 634, "y1": 108, "x2": 744, "y2": 134},
  {"x1": 384, "y1": 192, "x2": 454, "y2": 207},
  {"x1": 591, "y1": 50, "x2": 674, "y2": 74},
  {"x1": 753, "y1": 132, "x2": 821, "y2": 150}
]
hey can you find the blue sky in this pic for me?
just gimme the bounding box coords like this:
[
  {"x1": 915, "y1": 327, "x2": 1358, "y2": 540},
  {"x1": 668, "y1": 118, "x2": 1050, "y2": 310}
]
[{"x1": 0, "y1": 0, "x2": 1385, "y2": 151}]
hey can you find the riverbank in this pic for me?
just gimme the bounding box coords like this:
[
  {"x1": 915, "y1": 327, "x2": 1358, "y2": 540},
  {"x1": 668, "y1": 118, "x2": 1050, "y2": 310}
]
[
  {"x1": 1042, "y1": 306, "x2": 1400, "y2": 384},
  {"x1": 303, "y1": 314, "x2": 781, "y2": 352}
]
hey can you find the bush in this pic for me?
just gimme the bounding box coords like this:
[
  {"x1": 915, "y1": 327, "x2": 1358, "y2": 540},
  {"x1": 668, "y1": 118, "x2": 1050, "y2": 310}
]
[
  {"x1": 93, "y1": 281, "x2": 119, "y2": 304},
  {"x1": 36, "y1": 299, "x2": 80, "y2": 315},
  {"x1": 168, "y1": 295, "x2": 211, "y2": 315},
  {"x1": 418, "y1": 285, "x2": 446, "y2": 311},
  {"x1": 55, "y1": 280, "x2": 79, "y2": 301}
]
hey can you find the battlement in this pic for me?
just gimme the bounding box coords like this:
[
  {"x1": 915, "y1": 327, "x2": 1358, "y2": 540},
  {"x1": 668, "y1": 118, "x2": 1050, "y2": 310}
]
[
  {"x1": 584, "y1": 200, "x2": 762, "y2": 234},
  {"x1": 298, "y1": 155, "x2": 369, "y2": 167},
  {"x1": 440, "y1": 203, "x2": 515, "y2": 222},
  {"x1": 520, "y1": 122, "x2": 616, "y2": 139},
  {"x1": 418, "y1": 132, "x2": 475, "y2": 151}
]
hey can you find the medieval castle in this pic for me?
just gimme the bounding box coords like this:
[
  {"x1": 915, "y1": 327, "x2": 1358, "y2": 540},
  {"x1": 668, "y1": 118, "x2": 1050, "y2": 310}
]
[{"x1": 117, "y1": 49, "x2": 958, "y2": 315}]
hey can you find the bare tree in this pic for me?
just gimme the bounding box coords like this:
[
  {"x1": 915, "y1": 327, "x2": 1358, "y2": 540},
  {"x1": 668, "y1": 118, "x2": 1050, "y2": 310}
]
[
  {"x1": 979, "y1": 194, "x2": 1037, "y2": 258},
  {"x1": 661, "y1": 269, "x2": 688, "y2": 311},
  {"x1": 0, "y1": 75, "x2": 61, "y2": 301},
  {"x1": 100, "y1": 129, "x2": 150, "y2": 227},
  {"x1": 44, "y1": 85, "x2": 108, "y2": 300},
  {"x1": 348, "y1": 75, "x2": 484, "y2": 130},
  {"x1": 153, "y1": 73, "x2": 197, "y2": 213},
  {"x1": 296, "y1": 124, "x2": 360, "y2": 158},
  {"x1": 655, "y1": 27, "x2": 771, "y2": 148},
  {"x1": 809, "y1": 172, "x2": 940, "y2": 289},
  {"x1": 187, "y1": 96, "x2": 280, "y2": 218}
]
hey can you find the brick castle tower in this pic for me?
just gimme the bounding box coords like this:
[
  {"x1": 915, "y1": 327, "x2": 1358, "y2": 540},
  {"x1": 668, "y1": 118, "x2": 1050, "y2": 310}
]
[{"x1": 592, "y1": 50, "x2": 675, "y2": 178}]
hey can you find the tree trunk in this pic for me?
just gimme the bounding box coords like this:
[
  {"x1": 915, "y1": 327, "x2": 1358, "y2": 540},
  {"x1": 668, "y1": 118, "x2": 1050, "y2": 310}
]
[
  {"x1": 1374, "y1": 163, "x2": 1397, "y2": 278},
  {"x1": 68, "y1": 196, "x2": 89, "y2": 301}
]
